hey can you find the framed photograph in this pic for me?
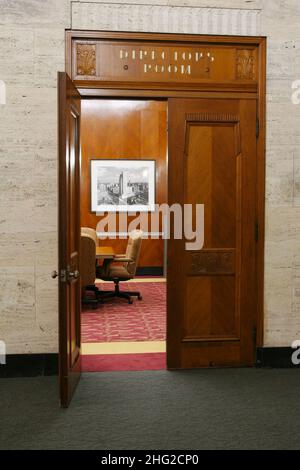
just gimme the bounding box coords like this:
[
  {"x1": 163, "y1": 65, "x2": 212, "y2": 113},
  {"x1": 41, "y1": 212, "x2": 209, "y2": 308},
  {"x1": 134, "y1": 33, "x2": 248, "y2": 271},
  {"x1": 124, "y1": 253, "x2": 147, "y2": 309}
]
[{"x1": 91, "y1": 159, "x2": 156, "y2": 212}]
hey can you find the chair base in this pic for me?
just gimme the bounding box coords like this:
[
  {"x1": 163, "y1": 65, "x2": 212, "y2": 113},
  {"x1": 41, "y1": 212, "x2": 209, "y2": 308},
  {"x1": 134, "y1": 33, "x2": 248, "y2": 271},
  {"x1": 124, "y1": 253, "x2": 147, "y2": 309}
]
[
  {"x1": 100, "y1": 280, "x2": 142, "y2": 304},
  {"x1": 81, "y1": 285, "x2": 101, "y2": 309}
]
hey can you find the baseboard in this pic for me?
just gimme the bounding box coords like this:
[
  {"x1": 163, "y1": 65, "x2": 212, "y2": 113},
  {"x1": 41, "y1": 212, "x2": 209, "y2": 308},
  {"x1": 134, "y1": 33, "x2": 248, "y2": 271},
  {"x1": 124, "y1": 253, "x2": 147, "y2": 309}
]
[
  {"x1": 0, "y1": 353, "x2": 58, "y2": 378},
  {"x1": 256, "y1": 347, "x2": 300, "y2": 368},
  {"x1": 1, "y1": 348, "x2": 298, "y2": 378},
  {"x1": 136, "y1": 266, "x2": 164, "y2": 276}
]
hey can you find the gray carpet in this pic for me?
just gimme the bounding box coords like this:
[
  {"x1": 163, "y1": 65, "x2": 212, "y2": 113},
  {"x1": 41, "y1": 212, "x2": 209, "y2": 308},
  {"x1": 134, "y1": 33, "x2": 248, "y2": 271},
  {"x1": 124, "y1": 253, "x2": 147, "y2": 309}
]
[{"x1": 0, "y1": 369, "x2": 300, "y2": 450}]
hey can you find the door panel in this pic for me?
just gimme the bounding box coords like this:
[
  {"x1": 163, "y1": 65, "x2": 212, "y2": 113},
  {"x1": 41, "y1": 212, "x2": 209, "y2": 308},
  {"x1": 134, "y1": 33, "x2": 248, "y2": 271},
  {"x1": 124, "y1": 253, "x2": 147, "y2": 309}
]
[
  {"x1": 58, "y1": 72, "x2": 81, "y2": 407},
  {"x1": 167, "y1": 98, "x2": 257, "y2": 368}
]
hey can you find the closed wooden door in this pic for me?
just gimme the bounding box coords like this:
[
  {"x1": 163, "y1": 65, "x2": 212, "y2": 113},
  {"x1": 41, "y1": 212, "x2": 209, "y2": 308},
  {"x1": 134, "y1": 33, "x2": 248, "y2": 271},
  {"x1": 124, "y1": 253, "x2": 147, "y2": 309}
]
[
  {"x1": 167, "y1": 98, "x2": 257, "y2": 368},
  {"x1": 58, "y1": 72, "x2": 81, "y2": 407}
]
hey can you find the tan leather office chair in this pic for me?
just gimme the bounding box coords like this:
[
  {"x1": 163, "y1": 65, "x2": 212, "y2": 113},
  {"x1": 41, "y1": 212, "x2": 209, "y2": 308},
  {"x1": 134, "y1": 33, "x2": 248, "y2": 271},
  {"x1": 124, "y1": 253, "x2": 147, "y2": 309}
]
[
  {"x1": 80, "y1": 227, "x2": 99, "y2": 307},
  {"x1": 97, "y1": 229, "x2": 143, "y2": 304}
]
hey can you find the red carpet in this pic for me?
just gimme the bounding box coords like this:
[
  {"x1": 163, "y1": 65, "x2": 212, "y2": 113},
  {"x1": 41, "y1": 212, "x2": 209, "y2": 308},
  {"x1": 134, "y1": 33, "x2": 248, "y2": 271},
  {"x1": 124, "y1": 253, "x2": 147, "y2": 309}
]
[
  {"x1": 82, "y1": 353, "x2": 166, "y2": 372},
  {"x1": 81, "y1": 281, "x2": 166, "y2": 342}
]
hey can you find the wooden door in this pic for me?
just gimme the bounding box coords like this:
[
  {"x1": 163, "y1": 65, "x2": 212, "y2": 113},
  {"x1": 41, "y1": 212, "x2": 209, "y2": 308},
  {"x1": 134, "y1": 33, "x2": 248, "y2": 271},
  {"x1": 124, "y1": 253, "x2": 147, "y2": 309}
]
[
  {"x1": 167, "y1": 98, "x2": 257, "y2": 368},
  {"x1": 58, "y1": 72, "x2": 81, "y2": 407}
]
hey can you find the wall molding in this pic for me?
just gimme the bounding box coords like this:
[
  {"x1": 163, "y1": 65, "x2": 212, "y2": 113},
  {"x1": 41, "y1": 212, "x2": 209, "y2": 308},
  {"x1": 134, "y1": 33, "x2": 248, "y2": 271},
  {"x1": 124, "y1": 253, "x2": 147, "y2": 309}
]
[{"x1": 72, "y1": 2, "x2": 261, "y2": 36}]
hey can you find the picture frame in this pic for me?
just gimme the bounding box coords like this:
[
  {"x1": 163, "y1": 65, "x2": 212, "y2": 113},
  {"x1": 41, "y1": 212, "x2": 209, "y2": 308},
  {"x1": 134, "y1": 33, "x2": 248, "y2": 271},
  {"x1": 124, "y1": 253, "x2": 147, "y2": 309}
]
[{"x1": 91, "y1": 159, "x2": 156, "y2": 212}]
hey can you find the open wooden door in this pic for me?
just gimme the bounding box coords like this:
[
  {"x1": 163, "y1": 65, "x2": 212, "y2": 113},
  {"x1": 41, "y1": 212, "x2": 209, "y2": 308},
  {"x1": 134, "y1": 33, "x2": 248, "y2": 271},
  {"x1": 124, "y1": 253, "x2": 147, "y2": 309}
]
[
  {"x1": 57, "y1": 72, "x2": 81, "y2": 407},
  {"x1": 167, "y1": 98, "x2": 257, "y2": 368}
]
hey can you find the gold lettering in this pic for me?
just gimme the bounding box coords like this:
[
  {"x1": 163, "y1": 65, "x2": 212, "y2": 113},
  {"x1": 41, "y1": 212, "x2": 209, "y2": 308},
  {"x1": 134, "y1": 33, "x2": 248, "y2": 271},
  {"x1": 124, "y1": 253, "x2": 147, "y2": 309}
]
[
  {"x1": 119, "y1": 50, "x2": 129, "y2": 59},
  {"x1": 154, "y1": 64, "x2": 164, "y2": 73},
  {"x1": 151, "y1": 50, "x2": 156, "y2": 60},
  {"x1": 167, "y1": 65, "x2": 178, "y2": 73},
  {"x1": 181, "y1": 64, "x2": 191, "y2": 75},
  {"x1": 139, "y1": 50, "x2": 148, "y2": 60},
  {"x1": 144, "y1": 64, "x2": 151, "y2": 73},
  {"x1": 181, "y1": 52, "x2": 192, "y2": 61}
]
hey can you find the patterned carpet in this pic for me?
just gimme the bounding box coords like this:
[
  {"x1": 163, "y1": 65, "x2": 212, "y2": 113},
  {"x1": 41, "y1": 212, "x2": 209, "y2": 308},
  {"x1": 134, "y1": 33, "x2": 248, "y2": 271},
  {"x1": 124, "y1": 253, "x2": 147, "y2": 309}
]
[
  {"x1": 82, "y1": 353, "x2": 166, "y2": 372},
  {"x1": 81, "y1": 281, "x2": 166, "y2": 343}
]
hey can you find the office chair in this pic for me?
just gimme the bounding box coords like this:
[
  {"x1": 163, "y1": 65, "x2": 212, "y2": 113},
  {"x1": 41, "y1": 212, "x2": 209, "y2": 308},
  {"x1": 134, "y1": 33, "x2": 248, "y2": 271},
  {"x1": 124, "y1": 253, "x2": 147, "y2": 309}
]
[
  {"x1": 80, "y1": 227, "x2": 100, "y2": 307},
  {"x1": 97, "y1": 229, "x2": 143, "y2": 304}
]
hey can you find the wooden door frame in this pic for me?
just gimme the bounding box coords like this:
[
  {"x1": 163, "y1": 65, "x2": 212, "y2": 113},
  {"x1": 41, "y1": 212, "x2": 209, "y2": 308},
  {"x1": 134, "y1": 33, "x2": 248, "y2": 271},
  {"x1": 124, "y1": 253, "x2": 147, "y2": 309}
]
[{"x1": 65, "y1": 29, "x2": 266, "y2": 349}]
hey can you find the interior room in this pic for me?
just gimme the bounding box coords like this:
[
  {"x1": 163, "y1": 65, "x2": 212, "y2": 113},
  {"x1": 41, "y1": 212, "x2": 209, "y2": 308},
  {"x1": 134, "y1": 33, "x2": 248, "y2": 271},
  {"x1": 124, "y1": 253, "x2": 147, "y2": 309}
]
[
  {"x1": 79, "y1": 98, "x2": 168, "y2": 372},
  {"x1": 2, "y1": 0, "x2": 300, "y2": 452}
]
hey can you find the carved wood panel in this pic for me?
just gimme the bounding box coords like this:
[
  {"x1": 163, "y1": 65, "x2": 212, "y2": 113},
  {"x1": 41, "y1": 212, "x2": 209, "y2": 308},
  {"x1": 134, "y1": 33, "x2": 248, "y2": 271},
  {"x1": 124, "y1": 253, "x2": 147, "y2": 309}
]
[
  {"x1": 76, "y1": 43, "x2": 96, "y2": 76},
  {"x1": 188, "y1": 250, "x2": 235, "y2": 275},
  {"x1": 185, "y1": 113, "x2": 239, "y2": 122},
  {"x1": 236, "y1": 49, "x2": 255, "y2": 80}
]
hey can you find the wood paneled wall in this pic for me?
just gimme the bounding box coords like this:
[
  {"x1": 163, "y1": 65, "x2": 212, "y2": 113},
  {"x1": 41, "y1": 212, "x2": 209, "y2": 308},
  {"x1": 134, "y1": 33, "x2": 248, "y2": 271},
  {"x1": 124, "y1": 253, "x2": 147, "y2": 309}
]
[{"x1": 80, "y1": 99, "x2": 167, "y2": 267}]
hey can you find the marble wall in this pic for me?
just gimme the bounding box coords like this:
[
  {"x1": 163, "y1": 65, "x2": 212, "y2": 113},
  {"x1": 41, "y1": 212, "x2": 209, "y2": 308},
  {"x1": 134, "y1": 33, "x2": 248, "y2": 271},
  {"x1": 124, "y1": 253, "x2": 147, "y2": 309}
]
[
  {"x1": 0, "y1": 0, "x2": 68, "y2": 353},
  {"x1": 0, "y1": 0, "x2": 299, "y2": 353}
]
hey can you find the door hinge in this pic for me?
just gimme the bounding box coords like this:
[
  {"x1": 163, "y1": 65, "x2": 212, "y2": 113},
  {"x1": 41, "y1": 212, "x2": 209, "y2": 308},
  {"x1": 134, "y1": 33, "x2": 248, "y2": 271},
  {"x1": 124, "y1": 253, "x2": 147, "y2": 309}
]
[
  {"x1": 252, "y1": 326, "x2": 257, "y2": 345},
  {"x1": 256, "y1": 117, "x2": 259, "y2": 138},
  {"x1": 255, "y1": 222, "x2": 259, "y2": 243}
]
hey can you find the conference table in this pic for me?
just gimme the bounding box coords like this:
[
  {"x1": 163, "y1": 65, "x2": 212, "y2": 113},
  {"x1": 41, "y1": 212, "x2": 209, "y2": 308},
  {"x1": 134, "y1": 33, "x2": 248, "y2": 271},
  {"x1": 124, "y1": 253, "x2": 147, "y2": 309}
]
[
  {"x1": 96, "y1": 246, "x2": 115, "y2": 260},
  {"x1": 96, "y1": 231, "x2": 167, "y2": 276}
]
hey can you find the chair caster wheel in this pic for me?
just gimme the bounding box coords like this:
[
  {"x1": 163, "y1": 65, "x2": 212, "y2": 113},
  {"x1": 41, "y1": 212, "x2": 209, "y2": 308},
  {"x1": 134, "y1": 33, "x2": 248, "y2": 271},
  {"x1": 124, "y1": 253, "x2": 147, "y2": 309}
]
[{"x1": 129, "y1": 298, "x2": 133, "y2": 304}]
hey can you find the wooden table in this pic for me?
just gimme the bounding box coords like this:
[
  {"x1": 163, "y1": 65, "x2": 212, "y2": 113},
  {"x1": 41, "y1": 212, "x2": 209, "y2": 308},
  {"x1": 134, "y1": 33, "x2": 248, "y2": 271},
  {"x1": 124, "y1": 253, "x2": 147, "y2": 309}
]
[{"x1": 96, "y1": 246, "x2": 115, "y2": 260}]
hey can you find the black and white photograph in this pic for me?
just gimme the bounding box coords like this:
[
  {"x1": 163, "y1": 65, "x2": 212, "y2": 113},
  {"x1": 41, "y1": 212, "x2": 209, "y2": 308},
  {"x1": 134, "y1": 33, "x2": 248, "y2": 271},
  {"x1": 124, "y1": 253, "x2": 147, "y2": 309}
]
[{"x1": 91, "y1": 159, "x2": 156, "y2": 212}]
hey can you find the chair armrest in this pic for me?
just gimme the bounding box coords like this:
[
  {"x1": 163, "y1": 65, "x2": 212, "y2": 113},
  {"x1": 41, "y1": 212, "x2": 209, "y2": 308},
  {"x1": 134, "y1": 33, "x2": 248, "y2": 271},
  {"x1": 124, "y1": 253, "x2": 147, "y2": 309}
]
[{"x1": 112, "y1": 257, "x2": 133, "y2": 263}]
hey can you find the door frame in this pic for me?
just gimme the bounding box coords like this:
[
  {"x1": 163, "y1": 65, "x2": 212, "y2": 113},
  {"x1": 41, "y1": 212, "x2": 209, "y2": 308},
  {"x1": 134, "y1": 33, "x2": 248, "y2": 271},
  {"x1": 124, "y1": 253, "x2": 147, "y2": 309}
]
[{"x1": 64, "y1": 29, "x2": 266, "y2": 350}]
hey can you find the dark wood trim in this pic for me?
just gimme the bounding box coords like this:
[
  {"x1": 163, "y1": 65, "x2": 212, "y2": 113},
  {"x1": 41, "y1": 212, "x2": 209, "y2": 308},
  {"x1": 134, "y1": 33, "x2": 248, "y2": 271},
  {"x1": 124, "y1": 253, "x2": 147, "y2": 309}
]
[
  {"x1": 0, "y1": 354, "x2": 58, "y2": 377},
  {"x1": 65, "y1": 29, "x2": 266, "y2": 353},
  {"x1": 79, "y1": 89, "x2": 258, "y2": 99},
  {"x1": 75, "y1": 81, "x2": 258, "y2": 94},
  {"x1": 256, "y1": 38, "x2": 266, "y2": 347},
  {"x1": 65, "y1": 30, "x2": 266, "y2": 48}
]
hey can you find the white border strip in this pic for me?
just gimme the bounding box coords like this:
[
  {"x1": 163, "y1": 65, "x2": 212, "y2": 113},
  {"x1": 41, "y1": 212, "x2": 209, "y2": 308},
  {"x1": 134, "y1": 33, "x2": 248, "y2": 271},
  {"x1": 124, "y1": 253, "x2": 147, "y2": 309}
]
[{"x1": 72, "y1": 3, "x2": 261, "y2": 36}]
